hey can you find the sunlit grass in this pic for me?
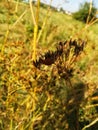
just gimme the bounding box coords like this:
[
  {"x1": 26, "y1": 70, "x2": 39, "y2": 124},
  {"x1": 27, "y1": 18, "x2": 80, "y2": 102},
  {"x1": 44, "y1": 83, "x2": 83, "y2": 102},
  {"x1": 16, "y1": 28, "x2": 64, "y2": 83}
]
[{"x1": 0, "y1": 0, "x2": 98, "y2": 130}]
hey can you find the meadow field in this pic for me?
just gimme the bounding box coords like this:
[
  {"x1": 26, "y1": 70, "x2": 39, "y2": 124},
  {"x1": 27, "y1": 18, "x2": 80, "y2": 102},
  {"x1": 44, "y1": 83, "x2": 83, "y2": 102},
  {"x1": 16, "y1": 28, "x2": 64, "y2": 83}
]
[{"x1": 0, "y1": 1, "x2": 98, "y2": 130}]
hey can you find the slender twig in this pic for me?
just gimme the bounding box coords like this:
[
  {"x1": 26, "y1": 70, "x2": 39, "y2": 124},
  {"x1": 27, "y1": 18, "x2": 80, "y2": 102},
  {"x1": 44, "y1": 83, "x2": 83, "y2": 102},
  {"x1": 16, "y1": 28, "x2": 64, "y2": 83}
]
[
  {"x1": 30, "y1": 0, "x2": 40, "y2": 61},
  {"x1": 37, "y1": 0, "x2": 52, "y2": 43},
  {"x1": 29, "y1": 0, "x2": 36, "y2": 26},
  {"x1": 86, "y1": 0, "x2": 92, "y2": 24},
  {"x1": 11, "y1": 10, "x2": 27, "y2": 28},
  {"x1": 15, "y1": 0, "x2": 19, "y2": 13},
  {"x1": 82, "y1": 118, "x2": 98, "y2": 130}
]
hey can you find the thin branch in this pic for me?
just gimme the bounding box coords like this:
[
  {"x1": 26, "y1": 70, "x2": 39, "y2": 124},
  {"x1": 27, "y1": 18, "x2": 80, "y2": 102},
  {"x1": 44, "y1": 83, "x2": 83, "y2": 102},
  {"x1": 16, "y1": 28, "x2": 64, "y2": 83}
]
[
  {"x1": 11, "y1": 10, "x2": 27, "y2": 28},
  {"x1": 82, "y1": 118, "x2": 98, "y2": 130},
  {"x1": 86, "y1": 0, "x2": 92, "y2": 24},
  {"x1": 29, "y1": 0, "x2": 36, "y2": 26},
  {"x1": 37, "y1": 0, "x2": 52, "y2": 43}
]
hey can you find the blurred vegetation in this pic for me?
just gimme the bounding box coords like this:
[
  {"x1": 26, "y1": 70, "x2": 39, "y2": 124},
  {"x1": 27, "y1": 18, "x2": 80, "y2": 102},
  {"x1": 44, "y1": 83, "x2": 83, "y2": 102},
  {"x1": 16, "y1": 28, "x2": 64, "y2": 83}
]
[
  {"x1": 73, "y1": 2, "x2": 97, "y2": 23},
  {"x1": 0, "y1": 0, "x2": 98, "y2": 130}
]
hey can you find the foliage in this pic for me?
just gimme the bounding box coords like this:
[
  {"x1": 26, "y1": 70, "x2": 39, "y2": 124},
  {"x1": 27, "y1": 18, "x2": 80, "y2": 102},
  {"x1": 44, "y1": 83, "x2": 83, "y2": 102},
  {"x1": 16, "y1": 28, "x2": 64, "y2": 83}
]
[
  {"x1": 73, "y1": 2, "x2": 97, "y2": 23},
  {"x1": 26, "y1": 23, "x2": 34, "y2": 38},
  {"x1": 0, "y1": 0, "x2": 98, "y2": 130},
  {"x1": 0, "y1": 39, "x2": 87, "y2": 130}
]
